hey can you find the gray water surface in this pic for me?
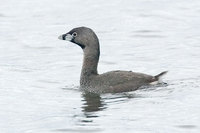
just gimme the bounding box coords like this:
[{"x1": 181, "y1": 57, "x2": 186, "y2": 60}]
[{"x1": 0, "y1": 0, "x2": 200, "y2": 133}]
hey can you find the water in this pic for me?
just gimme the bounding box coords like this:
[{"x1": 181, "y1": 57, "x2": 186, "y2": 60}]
[{"x1": 0, "y1": 0, "x2": 200, "y2": 132}]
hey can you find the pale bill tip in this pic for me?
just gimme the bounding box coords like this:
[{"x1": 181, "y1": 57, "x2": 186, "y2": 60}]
[
  {"x1": 58, "y1": 35, "x2": 63, "y2": 40},
  {"x1": 58, "y1": 34, "x2": 73, "y2": 41}
]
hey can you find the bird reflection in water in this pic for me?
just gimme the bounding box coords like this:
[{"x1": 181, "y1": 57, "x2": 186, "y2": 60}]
[
  {"x1": 81, "y1": 92, "x2": 107, "y2": 118},
  {"x1": 76, "y1": 92, "x2": 106, "y2": 126},
  {"x1": 80, "y1": 91, "x2": 137, "y2": 121}
]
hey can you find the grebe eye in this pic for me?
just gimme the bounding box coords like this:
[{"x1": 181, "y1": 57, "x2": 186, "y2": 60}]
[{"x1": 72, "y1": 32, "x2": 77, "y2": 37}]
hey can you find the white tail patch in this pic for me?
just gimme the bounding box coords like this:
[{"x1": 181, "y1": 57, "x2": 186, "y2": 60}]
[
  {"x1": 150, "y1": 71, "x2": 168, "y2": 85},
  {"x1": 150, "y1": 81, "x2": 159, "y2": 85}
]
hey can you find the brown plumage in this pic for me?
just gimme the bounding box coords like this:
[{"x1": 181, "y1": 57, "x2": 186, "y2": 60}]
[{"x1": 58, "y1": 27, "x2": 167, "y2": 93}]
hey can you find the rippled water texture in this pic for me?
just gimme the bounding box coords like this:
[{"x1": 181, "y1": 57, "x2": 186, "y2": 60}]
[{"x1": 0, "y1": 0, "x2": 200, "y2": 133}]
